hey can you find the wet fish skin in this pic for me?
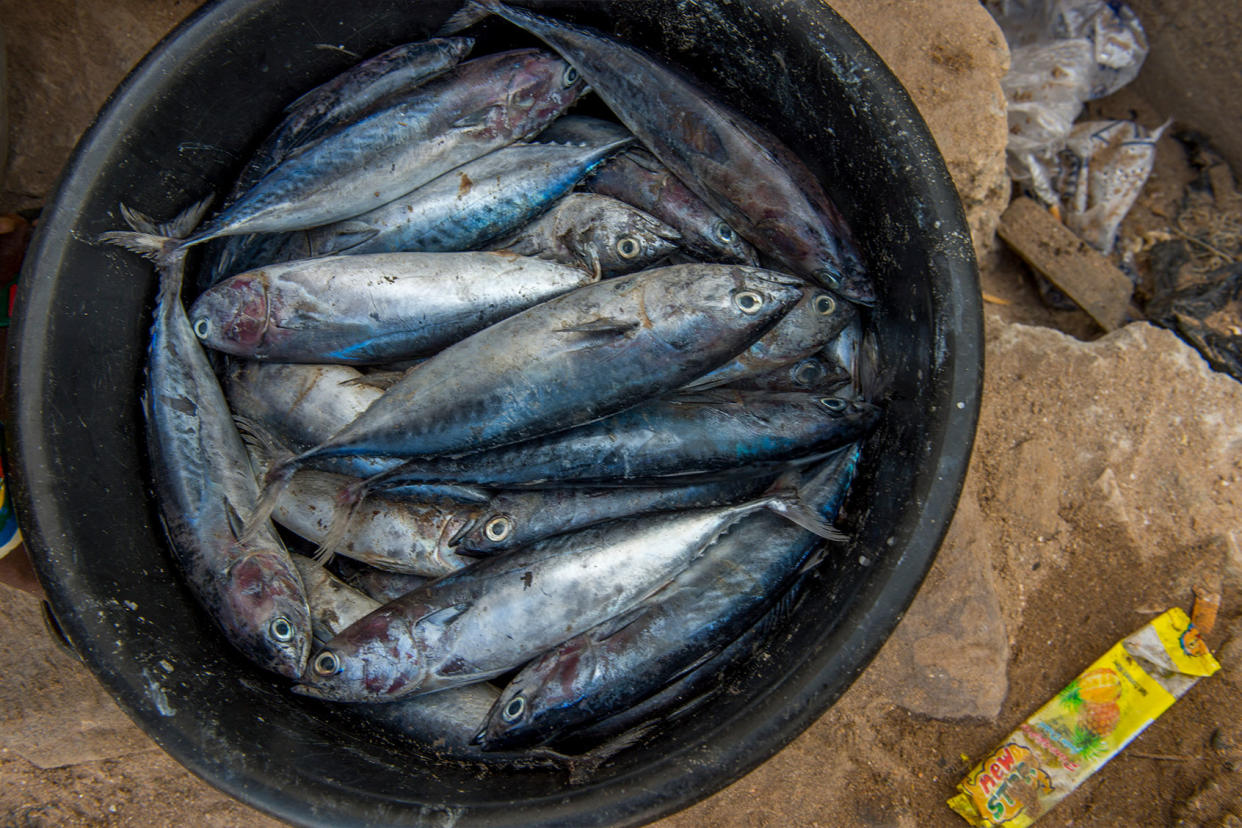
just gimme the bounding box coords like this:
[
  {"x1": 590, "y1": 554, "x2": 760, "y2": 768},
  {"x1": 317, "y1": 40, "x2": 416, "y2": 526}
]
[
  {"x1": 724, "y1": 354, "x2": 851, "y2": 394},
  {"x1": 293, "y1": 494, "x2": 829, "y2": 702},
  {"x1": 286, "y1": 264, "x2": 805, "y2": 464},
  {"x1": 195, "y1": 230, "x2": 313, "y2": 293},
  {"x1": 224, "y1": 362, "x2": 491, "y2": 500},
  {"x1": 490, "y1": 193, "x2": 680, "y2": 277},
  {"x1": 190, "y1": 251, "x2": 596, "y2": 363},
  {"x1": 291, "y1": 556, "x2": 383, "y2": 644},
  {"x1": 248, "y1": 447, "x2": 481, "y2": 577},
  {"x1": 553, "y1": 574, "x2": 807, "y2": 752},
  {"x1": 101, "y1": 204, "x2": 312, "y2": 679},
  {"x1": 334, "y1": 559, "x2": 429, "y2": 604},
  {"x1": 685, "y1": 287, "x2": 857, "y2": 390},
  {"x1": 370, "y1": 390, "x2": 880, "y2": 489},
  {"x1": 294, "y1": 557, "x2": 497, "y2": 750},
  {"x1": 454, "y1": 1, "x2": 872, "y2": 303},
  {"x1": 480, "y1": 444, "x2": 863, "y2": 749},
  {"x1": 186, "y1": 49, "x2": 589, "y2": 244},
  {"x1": 232, "y1": 38, "x2": 476, "y2": 198},
  {"x1": 453, "y1": 476, "x2": 768, "y2": 555},
  {"x1": 587, "y1": 148, "x2": 758, "y2": 265},
  {"x1": 308, "y1": 127, "x2": 633, "y2": 257}
]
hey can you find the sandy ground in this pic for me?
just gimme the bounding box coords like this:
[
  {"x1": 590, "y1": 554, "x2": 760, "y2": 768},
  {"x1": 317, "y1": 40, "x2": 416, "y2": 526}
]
[{"x1": 1, "y1": 2, "x2": 1240, "y2": 827}]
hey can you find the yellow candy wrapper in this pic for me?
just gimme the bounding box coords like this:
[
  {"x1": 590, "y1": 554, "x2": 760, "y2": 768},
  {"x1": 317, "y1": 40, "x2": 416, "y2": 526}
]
[{"x1": 948, "y1": 608, "x2": 1220, "y2": 827}]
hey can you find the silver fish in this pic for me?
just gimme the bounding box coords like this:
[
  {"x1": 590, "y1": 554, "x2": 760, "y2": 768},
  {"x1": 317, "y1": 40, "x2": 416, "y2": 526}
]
[
  {"x1": 684, "y1": 287, "x2": 856, "y2": 390},
  {"x1": 586, "y1": 147, "x2": 758, "y2": 265},
  {"x1": 229, "y1": 37, "x2": 476, "y2": 203},
  {"x1": 293, "y1": 557, "x2": 497, "y2": 750},
  {"x1": 445, "y1": 1, "x2": 872, "y2": 303},
  {"x1": 100, "y1": 203, "x2": 312, "y2": 679},
  {"x1": 306, "y1": 130, "x2": 633, "y2": 257},
  {"x1": 190, "y1": 251, "x2": 596, "y2": 363},
  {"x1": 489, "y1": 192, "x2": 680, "y2": 277},
  {"x1": 244, "y1": 264, "x2": 804, "y2": 535},
  {"x1": 185, "y1": 49, "x2": 589, "y2": 244},
  {"x1": 293, "y1": 492, "x2": 840, "y2": 702}
]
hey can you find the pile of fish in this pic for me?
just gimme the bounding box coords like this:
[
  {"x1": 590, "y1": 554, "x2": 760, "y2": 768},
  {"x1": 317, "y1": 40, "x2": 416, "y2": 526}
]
[{"x1": 102, "y1": 0, "x2": 883, "y2": 761}]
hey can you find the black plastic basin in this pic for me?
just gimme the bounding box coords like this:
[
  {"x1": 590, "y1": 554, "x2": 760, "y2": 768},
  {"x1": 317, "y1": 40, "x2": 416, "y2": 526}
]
[{"x1": 7, "y1": 1, "x2": 982, "y2": 825}]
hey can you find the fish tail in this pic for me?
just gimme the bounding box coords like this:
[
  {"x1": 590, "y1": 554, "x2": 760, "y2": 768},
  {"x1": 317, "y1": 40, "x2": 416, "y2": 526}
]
[
  {"x1": 437, "y1": 0, "x2": 496, "y2": 36},
  {"x1": 311, "y1": 478, "x2": 371, "y2": 565},
  {"x1": 760, "y1": 490, "x2": 848, "y2": 542},
  {"x1": 99, "y1": 196, "x2": 213, "y2": 268}
]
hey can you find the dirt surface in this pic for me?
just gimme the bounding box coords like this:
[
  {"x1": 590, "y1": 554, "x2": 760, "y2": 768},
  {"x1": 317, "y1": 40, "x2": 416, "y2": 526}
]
[{"x1": 1, "y1": 2, "x2": 1241, "y2": 827}]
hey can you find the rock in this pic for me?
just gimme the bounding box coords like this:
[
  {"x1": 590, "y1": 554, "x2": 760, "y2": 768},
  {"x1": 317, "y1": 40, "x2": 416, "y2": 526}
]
[
  {"x1": 832, "y1": 0, "x2": 1012, "y2": 261},
  {"x1": 866, "y1": 485, "x2": 1010, "y2": 720},
  {"x1": 983, "y1": 320, "x2": 1242, "y2": 564},
  {"x1": 0, "y1": 585, "x2": 156, "y2": 769}
]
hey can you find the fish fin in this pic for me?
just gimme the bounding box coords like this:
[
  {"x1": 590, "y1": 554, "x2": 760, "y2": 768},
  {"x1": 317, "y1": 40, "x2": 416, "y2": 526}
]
[
  {"x1": 418, "y1": 603, "x2": 472, "y2": 630},
  {"x1": 590, "y1": 606, "x2": 652, "y2": 642},
  {"x1": 240, "y1": 450, "x2": 310, "y2": 543},
  {"x1": 761, "y1": 491, "x2": 849, "y2": 542},
  {"x1": 555, "y1": 317, "x2": 638, "y2": 336},
  {"x1": 224, "y1": 499, "x2": 251, "y2": 543},
  {"x1": 666, "y1": 646, "x2": 722, "y2": 683},
  {"x1": 797, "y1": 547, "x2": 828, "y2": 575},
  {"x1": 101, "y1": 197, "x2": 213, "y2": 265},
  {"x1": 119, "y1": 203, "x2": 161, "y2": 235},
  {"x1": 620, "y1": 147, "x2": 664, "y2": 173},
  {"x1": 315, "y1": 221, "x2": 380, "y2": 255},
  {"x1": 339, "y1": 370, "x2": 405, "y2": 391},
  {"x1": 233, "y1": 415, "x2": 286, "y2": 462},
  {"x1": 311, "y1": 477, "x2": 373, "y2": 565},
  {"x1": 451, "y1": 105, "x2": 501, "y2": 131},
  {"x1": 436, "y1": 1, "x2": 494, "y2": 36}
]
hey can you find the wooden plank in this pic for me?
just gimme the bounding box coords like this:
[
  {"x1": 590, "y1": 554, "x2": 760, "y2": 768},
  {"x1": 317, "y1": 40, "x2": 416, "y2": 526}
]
[{"x1": 998, "y1": 197, "x2": 1134, "y2": 331}]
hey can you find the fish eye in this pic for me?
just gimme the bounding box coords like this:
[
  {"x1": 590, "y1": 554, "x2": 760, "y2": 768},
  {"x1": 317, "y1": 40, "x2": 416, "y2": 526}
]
[
  {"x1": 819, "y1": 397, "x2": 848, "y2": 414},
  {"x1": 820, "y1": 271, "x2": 842, "y2": 289},
  {"x1": 484, "y1": 516, "x2": 512, "y2": 542},
  {"x1": 563, "y1": 65, "x2": 579, "y2": 86},
  {"x1": 616, "y1": 236, "x2": 641, "y2": 259},
  {"x1": 269, "y1": 616, "x2": 294, "y2": 643},
  {"x1": 793, "y1": 360, "x2": 822, "y2": 386},
  {"x1": 313, "y1": 650, "x2": 341, "y2": 676},
  {"x1": 733, "y1": 290, "x2": 763, "y2": 314},
  {"x1": 501, "y1": 695, "x2": 526, "y2": 722},
  {"x1": 714, "y1": 221, "x2": 735, "y2": 244},
  {"x1": 193, "y1": 317, "x2": 211, "y2": 338},
  {"x1": 813, "y1": 294, "x2": 837, "y2": 316}
]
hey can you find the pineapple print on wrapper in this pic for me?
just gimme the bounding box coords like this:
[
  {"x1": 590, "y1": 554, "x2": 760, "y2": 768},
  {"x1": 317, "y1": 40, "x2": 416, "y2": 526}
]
[
  {"x1": 1059, "y1": 667, "x2": 1123, "y2": 757},
  {"x1": 949, "y1": 609, "x2": 1221, "y2": 828}
]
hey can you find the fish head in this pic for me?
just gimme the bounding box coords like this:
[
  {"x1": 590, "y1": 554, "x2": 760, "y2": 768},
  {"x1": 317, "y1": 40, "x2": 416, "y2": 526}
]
[
  {"x1": 220, "y1": 552, "x2": 312, "y2": 679},
  {"x1": 780, "y1": 287, "x2": 857, "y2": 349},
  {"x1": 477, "y1": 635, "x2": 600, "y2": 751},
  {"x1": 814, "y1": 250, "x2": 873, "y2": 307},
  {"x1": 188, "y1": 272, "x2": 270, "y2": 356},
  {"x1": 705, "y1": 217, "x2": 760, "y2": 265},
  {"x1": 292, "y1": 605, "x2": 427, "y2": 701},
  {"x1": 504, "y1": 52, "x2": 591, "y2": 133},
  {"x1": 579, "y1": 197, "x2": 682, "y2": 276},
  {"x1": 815, "y1": 395, "x2": 882, "y2": 437},
  {"x1": 643, "y1": 265, "x2": 806, "y2": 354}
]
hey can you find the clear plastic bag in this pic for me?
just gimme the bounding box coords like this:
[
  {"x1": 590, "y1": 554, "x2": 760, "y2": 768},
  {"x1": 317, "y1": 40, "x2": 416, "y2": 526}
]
[
  {"x1": 987, "y1": 1, "x2": 1150, "y2": 204},
  {"x1": 1056, "y1": 118, "x2": 1170, "y2": 253}
]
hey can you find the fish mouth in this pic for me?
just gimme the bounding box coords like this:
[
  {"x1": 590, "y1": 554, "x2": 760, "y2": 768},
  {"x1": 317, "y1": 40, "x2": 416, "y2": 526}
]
[{"x1": 290, "y1": 682, "x2": 335, "y2": 700}]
